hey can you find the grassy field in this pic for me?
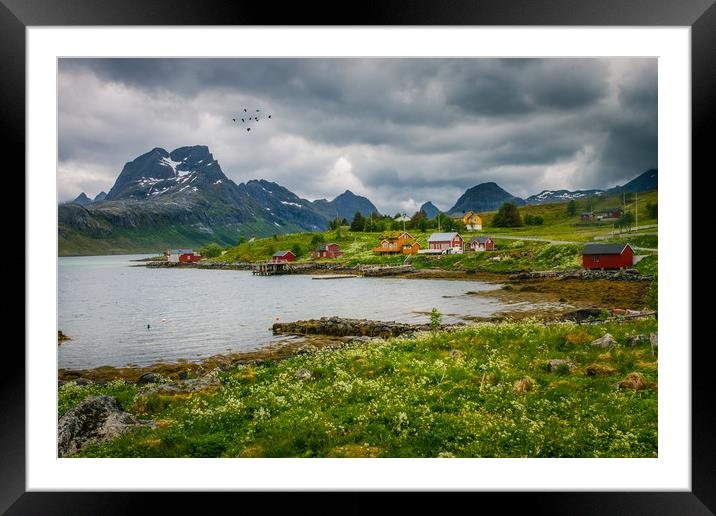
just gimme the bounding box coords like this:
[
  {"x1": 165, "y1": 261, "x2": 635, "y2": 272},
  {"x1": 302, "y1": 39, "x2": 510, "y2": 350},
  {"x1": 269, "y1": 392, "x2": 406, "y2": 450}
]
[
  {"x1": 60, "y1": 317, "x2": 658, "y2": 458},
  {"x1": 210, "y1": 189, "x2": 657, "y2": 270}
]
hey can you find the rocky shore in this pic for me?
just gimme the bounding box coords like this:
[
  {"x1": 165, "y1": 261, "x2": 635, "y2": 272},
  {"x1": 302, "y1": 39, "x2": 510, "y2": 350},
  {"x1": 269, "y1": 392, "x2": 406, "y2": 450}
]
[
  {"x1": 272, "y1": 316, "x2": 459, "y2": 338},
  {"x1": 510, "y1": 268, "x2": 653, "y2": 281}
]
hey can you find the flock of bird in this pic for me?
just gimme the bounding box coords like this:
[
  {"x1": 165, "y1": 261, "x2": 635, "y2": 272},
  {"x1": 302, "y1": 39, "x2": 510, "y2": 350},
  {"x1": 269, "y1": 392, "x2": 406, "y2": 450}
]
[{"x1": 232, "y1": 108, "x2": 271, "y2": 132}]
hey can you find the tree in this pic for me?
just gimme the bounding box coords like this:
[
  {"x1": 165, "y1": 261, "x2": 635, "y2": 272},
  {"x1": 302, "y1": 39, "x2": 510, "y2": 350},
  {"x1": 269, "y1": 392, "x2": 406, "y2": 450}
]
[
  {"x1": 198, "y1": 243, "x2": 223, "y2": 258},
  {"x1": 418, "y1": 218, "x2": 428, "y2": 233},
  {"x1": 291, "y1": 243, "x2": 304, "y2": 258},
  {"x1": 410, "y1": 210, "x2": 427, "y2": 230},
  {"x1": 617, "y1": 211, "x2": 635, "y2": 230},
  {"x1": 328, "y1": 217, "x2": 341, "y2": 230},
  {"x1": 310, "y1": 233, "x2": 325, "y2": 249},
  {"x1": 341, "y1": 218, "x2": 349, "y2": 226},
  {"x1": 237, "y1": 236, "x2": 247, "y2": 246},
  {"x1": 492, "y1": 203, "x2": 522, "y2": 227},
  {"x1": 350, "y1": 211, "x2": 366, "y2": 232},
  {"x1": 524, "y1": 214, "x2": 544, "y2": 226},
  {"x1": 646, "y1": 202, "x2": 658, "y2": 219},
  {"x1": 566, "y1": 200, "x2": 577, "y2": 216}
]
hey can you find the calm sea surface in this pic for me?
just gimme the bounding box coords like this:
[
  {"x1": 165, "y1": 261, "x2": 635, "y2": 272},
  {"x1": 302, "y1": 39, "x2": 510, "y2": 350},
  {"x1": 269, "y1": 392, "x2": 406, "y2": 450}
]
[{"x1": 58, "y1": 254, "x2": 514, "y2": 369}]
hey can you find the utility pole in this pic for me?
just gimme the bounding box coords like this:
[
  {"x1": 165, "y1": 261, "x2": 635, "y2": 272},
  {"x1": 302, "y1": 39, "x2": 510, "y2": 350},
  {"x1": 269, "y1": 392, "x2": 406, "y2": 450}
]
[{"x1": 635, "y1": 191, "x2": 638, "y2": 229}]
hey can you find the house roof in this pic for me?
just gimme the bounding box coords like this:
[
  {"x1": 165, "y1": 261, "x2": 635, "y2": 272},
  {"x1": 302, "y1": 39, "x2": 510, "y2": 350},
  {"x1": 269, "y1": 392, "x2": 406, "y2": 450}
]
[
  {"x1": 169, "y1": 249, "x2": 195, "y2": 254},
  {"x1": 469, "y1": 236, "x2": 492, "y2": 244},
  {"x1": 446, "y1": 211, "x2": 470, "y2": 219},
  {"x1": 317, "y1": 243, "x2": 339, "y2": 251},
  {"x1": 582, "y1": 243, "x2": 632, "y2": 255},
  {"x1": 272, "y1": 250, "x2": 294, "y2": 257},
  {"x1": 428, "y1": 232, "x2": 462, "y2": 242}
]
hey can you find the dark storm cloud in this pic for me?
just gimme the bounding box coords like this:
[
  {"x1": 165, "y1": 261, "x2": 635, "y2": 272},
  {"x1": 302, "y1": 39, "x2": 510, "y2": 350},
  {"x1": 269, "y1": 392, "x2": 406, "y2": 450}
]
[{"x1": 58, "y1": 58, "x2": 657, "y2": 212}]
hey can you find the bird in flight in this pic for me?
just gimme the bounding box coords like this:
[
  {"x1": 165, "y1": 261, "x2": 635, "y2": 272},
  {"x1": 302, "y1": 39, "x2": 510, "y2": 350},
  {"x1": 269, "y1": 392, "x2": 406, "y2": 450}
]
[
  {"x1": 232, "y1": 118, "x2": 236, "y2": 122},
  {"x1": 234, "y1": 110, "x2": 272, "y2": 132},
  {"x1": 247, "y1": 127, "x2": 251, "y2": 132}
]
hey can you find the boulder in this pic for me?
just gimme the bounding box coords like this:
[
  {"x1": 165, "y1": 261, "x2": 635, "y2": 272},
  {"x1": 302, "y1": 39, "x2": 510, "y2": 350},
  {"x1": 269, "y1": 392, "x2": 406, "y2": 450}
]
[
  {"x1": 294, "y1": 368, "x2": 312, "y2": 380},
  {"x1": 591, "y1": 333, "x2": 617, "y2": 348},
  {"x1": 546, "y1": 359, "x2": 576, "y2": 372},
  {"x1": 136, "y1": 372, "x2": 163, "y2": 385},
  {"x1": 616, "y1": 372, "x2": 648, "y2": 390},
  {"x1": 627, "y1": 334, "x2": 651, "y2": 346},
  {"x1": 58, "y1": 396, "x2": 150, "y2": 457}
]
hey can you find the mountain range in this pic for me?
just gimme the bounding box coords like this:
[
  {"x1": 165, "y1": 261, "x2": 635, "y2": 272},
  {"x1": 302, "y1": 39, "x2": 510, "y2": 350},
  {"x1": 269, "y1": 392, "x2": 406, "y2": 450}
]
[
  {"x1": 58, "y1": 145, "x2": 379, "y2": 255},
  {"x1": 59, "y1": 145, "x2": 657, "y2": 254}
]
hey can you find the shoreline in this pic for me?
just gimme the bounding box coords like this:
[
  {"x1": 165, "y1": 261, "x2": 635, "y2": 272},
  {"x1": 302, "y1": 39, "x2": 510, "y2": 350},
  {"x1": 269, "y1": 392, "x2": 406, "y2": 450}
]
[{"x1": 60, "y1": 259, "x2": 654, "y2": 383}]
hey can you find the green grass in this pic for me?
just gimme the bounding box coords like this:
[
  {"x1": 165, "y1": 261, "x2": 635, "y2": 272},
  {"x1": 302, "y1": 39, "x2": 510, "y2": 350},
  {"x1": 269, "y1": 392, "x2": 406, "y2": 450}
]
[{"x1": 61, "y1": 318, "x2": 658, "y2": 458}]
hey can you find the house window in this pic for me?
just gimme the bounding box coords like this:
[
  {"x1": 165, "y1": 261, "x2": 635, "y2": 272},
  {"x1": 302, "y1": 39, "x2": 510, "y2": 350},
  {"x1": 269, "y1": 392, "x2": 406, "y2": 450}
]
[{"x1": 594, "y1": 255, "x2": 600, "y2": 262}]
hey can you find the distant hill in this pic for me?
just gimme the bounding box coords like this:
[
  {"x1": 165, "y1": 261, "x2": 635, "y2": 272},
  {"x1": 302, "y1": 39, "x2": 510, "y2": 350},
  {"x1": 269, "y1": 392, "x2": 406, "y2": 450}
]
[
  {"x1": 419, "y1": 201, "x2": 440, "y2": 219},
  {"x1": 448, "y1": 182, "x2": 525, "y2": 214},
  {"x1": 606, "y1": 169, "x2": 658, "y2": 195},
  {"x1": 313, "y1": 190, "x2": 380, "y2": 221},
  {"x1": 71, "y1": 192, "x2": 92, "y2": 206}
]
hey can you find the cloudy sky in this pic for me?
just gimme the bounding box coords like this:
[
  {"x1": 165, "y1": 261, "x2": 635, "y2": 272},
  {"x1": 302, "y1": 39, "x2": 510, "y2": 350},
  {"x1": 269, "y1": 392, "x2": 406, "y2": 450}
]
[{"x1": 58, "y1": 58, "x2": 657, "y2": 214}]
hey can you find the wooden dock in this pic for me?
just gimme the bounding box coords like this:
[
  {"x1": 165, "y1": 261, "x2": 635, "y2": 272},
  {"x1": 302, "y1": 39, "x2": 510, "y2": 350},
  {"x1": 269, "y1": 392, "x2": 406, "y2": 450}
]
[
  {"x1": 252, "y1": 261, "x2": 294, "y2": 275},
  {"x1": 311, "y1": 275, "x2": 358, "y2": 280}
]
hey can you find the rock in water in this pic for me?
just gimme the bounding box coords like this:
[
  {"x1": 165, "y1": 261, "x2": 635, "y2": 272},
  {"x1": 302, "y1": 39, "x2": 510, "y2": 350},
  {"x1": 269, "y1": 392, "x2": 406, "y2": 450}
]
[
  {"x1": 58, "y1": 396, "x2": 149, "y2": 457},
  {"x1": 591, "y1": 333, "x2": 618, "y2": 348}
]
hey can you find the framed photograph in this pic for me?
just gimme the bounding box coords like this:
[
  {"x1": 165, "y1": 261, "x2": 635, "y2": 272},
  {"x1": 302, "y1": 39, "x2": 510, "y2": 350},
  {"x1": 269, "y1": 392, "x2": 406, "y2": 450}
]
[{"x1": 10, "y1": 0, "x2": 711, "y2": 512}]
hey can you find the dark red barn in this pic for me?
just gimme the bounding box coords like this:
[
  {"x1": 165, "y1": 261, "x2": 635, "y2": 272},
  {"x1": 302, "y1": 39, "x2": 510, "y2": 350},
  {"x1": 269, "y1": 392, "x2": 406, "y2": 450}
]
[
  {"x1": 312, "y1": 243, "x2": 343, "y2": 259},
  {"x1": 271, "y1": 250, "x2": 296, "y2": 263},
  {"x1": 582, "y1": 243, "x2": 634, "y2": 269}
]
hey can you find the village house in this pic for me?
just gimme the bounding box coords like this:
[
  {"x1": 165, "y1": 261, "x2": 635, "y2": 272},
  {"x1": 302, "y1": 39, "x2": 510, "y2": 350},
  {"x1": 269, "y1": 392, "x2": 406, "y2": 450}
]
[
  {"x1": 166, "y1": 249, "x2": 202, "y2": 263},
  {"x1": 271, "y1": 250, "x2": 296, "y2": 263},
  {"x1": 582, "y1": 243, "x2": 634, "y2": 269},
  {"x1": 447, "y1": 210, "x2": 483, "y2": 230},
  {"x1": 580, "y1": 212, "x2": 595, "y2": 222},
  {"x1": 394, "y1": 214, "x2": 411, "y2": 222},
  {"x1": 312, "y1": 243, "x2": 344, "y2": 259},
  {"x1": 597, "y1": 207, "x2": 624, "y2": 220},
  {"x1": 466, "y1": 236, "x2": 496, "y2": 252},
  {"x1": 422, "y1": 232, "x2": 464, "y2": 254},
  {"x1": 372, "y1": 231, "x2": 421, "y2": 254}
]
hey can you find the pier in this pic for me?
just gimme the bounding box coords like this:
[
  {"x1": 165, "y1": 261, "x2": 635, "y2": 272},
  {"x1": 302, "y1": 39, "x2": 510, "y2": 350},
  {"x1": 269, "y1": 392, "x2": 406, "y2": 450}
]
[{"x1": 252, "y1": 261, "x2": 294, "y2": 276}]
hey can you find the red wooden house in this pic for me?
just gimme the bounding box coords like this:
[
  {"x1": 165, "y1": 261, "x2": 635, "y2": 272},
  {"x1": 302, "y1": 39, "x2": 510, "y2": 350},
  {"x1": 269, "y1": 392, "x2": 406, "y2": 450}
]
[
  {"x1": 582, "y1": 243, "x2": 634, "y2": 269},
  {"x1": 312, "y1": 243, "x2": 344, "y2": 259},
  {"x1": 466, "y1": 236, "x2": 495, "y2": 252},
  {"x1": 427, "y1": 232, "x2": 464, "y2": 253},
  {"x1": 271, "y1": 250, "x2": 296, "y2": 263},
  {"x1": 167, "y1": 249, "x2": 202, "y2": 263}
]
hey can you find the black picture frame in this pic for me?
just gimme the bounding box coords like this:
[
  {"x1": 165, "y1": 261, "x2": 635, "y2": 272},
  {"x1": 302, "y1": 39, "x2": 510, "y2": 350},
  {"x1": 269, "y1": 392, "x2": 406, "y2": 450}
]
[{"x1": 7, "y1": 0, "x2": 711, "y2": 513}]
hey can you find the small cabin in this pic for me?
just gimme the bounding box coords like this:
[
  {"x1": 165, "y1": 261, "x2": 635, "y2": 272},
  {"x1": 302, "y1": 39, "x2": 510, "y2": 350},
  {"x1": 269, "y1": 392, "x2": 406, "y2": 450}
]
[
  {"x1": 271, "y1": 250, "x2": 296, "y2": 263},
  {"x1": 167, "y1": 249, "x2": 202, "y2": 263},
  {"x1": 427, "y1": 232, "x2": 464, "y2": 253},
  {"x1": 582, "y1": 243, "x2": 634, "y2": 269},
  {"x1": 312, "y1": 243, "x2": 344, "y2": 259},
  {"x1": 466, "y1": 236, "x2": 495, "y2": 252},
  {"x1": 580, "y1": 212, "x2": 595, "y2": 222},
  {"x1": 373, "y1": 231, "x2": 416, "y2": 254}
]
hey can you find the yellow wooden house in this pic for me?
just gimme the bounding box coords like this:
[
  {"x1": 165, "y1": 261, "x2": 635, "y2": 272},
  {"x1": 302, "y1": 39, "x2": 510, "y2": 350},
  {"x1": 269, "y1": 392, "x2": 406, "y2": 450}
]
[
  {"x1": 372, "y1": 231, "x2": 422, "y2": 254},
  {"x1": 448, "y1": 210, "x2": 483, "y2": 230}
]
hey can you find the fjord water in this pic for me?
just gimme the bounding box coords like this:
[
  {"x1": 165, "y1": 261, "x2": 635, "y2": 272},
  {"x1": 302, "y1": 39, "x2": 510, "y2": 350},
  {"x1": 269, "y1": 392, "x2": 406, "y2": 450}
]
[{"x1": 58, "y1": 255, "x2": 510, "y2": 369}]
